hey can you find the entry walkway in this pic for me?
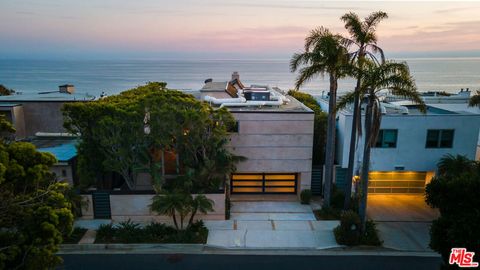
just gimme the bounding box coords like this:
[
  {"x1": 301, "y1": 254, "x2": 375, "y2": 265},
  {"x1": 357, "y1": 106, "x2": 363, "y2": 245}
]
[{"x1": 205, "y1": 201, "x2": 340, "y2": 249}]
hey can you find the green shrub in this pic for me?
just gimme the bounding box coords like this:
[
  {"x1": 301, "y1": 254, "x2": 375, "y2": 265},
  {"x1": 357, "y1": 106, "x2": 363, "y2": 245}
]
[
  {"x1": 360, "y1": 220, "x2": 382, "y2": 246},
  {"x1": 144, "y1": 222, "x2": 176, "y2": 242},
  {"x1": 330, "y1": 187, "x2": 345, "y2": 209},
  {"x1": 314, "y1": 207, "x2": 341, "y2": 220},
  {"x1": 334, "y1": 211, "x2": 382, "y2": 246},
  {"x1": 63, "y1": 227, "x2": 88, "y2": 244},
  {"x1": 96, "y1": 223, "x2": 116, "y2": 243},
  {"x1": 95, "y1": 221, "x2": 209, "y2": 244},
  {"x1": 115, "y1": 219, "x2": 144, "y2": 243},
  {"x1": 300, "y1": 189, "x2": 312, "y2": 204},
  {"x1": 334, "y1": 210, "x2": 361, "y2": 246}
]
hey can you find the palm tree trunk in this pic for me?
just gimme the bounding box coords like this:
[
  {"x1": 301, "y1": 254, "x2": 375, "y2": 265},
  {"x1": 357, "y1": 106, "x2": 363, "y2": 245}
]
[
  {"x1": 344, "y1": 48, "x2": 366, "y2": 210},
  {"x1": 343, "y1": 88, "x2": 360, "y2": 210},
  {"x1": 188, "y1": 207, "x2": 198, "y2": 227},
  {"x1": 323, "y1": 74, "x2": 338, "y2": 208},
  {"x1": 359, "y1": 93, "x2": 374, "y2": 231},
  {"x1": 172, "y1": 211, "x2": 179, "y2": 230}
]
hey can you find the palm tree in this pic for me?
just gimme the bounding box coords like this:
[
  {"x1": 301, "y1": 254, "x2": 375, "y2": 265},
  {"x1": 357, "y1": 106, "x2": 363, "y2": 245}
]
[
  {"x1": 291, "y1": 27, "x2": 350, "y2": 207},
  {"x1": 187, "y1": 195, "x2": 214, "y2": 227},
  {"x1": 468, "y1": 91, "x2": 480, "y2": 107},
  {"x1": 339, "y1": 11, "x2": 388, "y2": 210},
  {"x1": 150, "y1": 191, "x2": 190, "y2": 230},
  {"x1": 437, "y1": 154, "x2": 476, "y2": 178},
  {"x1": 338, "y1": 60, "x2": 425, "y2": 230}
]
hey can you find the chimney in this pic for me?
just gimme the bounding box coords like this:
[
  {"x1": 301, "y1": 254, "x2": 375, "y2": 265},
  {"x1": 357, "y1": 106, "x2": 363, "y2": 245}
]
[
  {"x1": 59, "y1": 84, "x2": 75, "y2": 94},
  {"x1": 231, "y1": 71, "x2": 240, "y2": 81}
]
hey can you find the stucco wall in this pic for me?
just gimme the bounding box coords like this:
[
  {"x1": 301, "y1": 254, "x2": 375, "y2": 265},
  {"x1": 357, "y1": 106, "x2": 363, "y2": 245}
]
[
  {"x1": 337, "y1": 113, "x2": 480, "y2": 172},
  {"x1": 229, "y1": 112, "x2": 314, "y2": 191},
  {"x1": 79, "y1": 193, "x2": 225, "y2": 222}
]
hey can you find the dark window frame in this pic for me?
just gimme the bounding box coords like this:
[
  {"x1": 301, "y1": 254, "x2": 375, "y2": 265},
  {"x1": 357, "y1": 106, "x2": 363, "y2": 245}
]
[
  {"x1": 425, "y1": 129, "x2": 455, "y2": 148},
  {"x1": 374, "y1": 129, "x2": 398, "y2": 148}
]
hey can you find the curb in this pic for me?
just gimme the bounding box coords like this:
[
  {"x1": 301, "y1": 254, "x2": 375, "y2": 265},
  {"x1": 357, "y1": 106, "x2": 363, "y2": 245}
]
[{"x1": 58, "y1": 243, "x2": 441, "y2": 257}]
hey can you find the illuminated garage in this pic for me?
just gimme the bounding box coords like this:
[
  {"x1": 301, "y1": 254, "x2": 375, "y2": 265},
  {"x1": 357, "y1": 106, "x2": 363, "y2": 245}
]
[
  {"x1": 231, "y1": 173, "x2": 297, "y2": 194},
  {"x1": 368, "y1": 171, "x2": 434, "y2": 194}
]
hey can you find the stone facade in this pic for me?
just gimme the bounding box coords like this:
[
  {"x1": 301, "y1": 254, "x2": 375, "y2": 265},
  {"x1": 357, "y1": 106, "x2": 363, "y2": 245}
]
[{"x1": 228, "y1": 112, "x2": 315, "y2": 192}]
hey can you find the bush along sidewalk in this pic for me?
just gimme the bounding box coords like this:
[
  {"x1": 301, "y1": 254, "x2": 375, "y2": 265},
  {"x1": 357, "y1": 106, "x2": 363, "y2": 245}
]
[
  {"x1": 314, "y1": 187, "x2": 355, "y2": 220},
  {"x1": 63, "y1": 227, "x2": 88, "y2": 244},
  {"x1": 333, "y1": 210, "x2": 382, "y2": 246},
  {"x1": 95, "y1": 219, "x2": 208, "y2": 244}
]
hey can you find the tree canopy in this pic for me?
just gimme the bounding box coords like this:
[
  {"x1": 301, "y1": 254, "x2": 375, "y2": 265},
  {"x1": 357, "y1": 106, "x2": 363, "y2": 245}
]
[
  {"x1": 63, "y1": 82, "x2": 240, "y2": 192},
  {"x1": 0, "y1": 117, "x2": 74, "y2": 270},
  {"x1": 426, "y1": 154, "x2": 480, "y2": 267},
  {"x1": 0, "y1": 84, "x2": 14, "y2": 96}
]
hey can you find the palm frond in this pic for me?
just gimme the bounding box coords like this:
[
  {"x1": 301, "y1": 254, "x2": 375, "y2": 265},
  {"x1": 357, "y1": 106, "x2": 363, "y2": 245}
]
[
  {"x1": 336, "y1": 91, "x2": 357, "y2": 112},
  {"x1": 341, "y1": 12, "x2": 364, "y2": 42},
  {"x1": 364, "y1": 11, "x2": 389, "y2": 30}
]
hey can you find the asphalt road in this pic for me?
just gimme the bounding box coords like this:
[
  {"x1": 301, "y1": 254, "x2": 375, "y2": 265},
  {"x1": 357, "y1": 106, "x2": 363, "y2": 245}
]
[{"x1": 59, "y1": 254, "x2": 443, "y2": 270}]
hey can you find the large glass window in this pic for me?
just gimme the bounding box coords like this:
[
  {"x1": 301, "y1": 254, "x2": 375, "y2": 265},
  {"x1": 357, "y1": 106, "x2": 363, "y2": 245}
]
[
  {"x1": 426, "y1": 129, "x2": 454, "y2": 148},
  {"x1": 375, "y1": 129, "x2": 398, "y2": 148}
]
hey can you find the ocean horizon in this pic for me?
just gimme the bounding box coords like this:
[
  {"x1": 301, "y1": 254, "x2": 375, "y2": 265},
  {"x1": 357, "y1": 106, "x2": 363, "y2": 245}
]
[{"x1": 1, "y1": 57, "x2": 479, "y2": 97}]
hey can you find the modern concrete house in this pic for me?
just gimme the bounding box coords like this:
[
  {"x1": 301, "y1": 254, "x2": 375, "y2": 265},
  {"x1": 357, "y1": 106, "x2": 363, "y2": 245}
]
[
  {"x1": 200, "y1": 73, "x2": 315, "y2": 196},
  {"x1": 0, "y1": 85, "x2": 95, "y2": 138},
  {"x1": 318, "y1": 89, "x2": 480, "y2": 195}
]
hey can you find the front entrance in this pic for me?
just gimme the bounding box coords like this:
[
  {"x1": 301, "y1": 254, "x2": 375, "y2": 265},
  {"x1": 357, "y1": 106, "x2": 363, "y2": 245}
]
[
  {"x1": 231, "y1": 173, "x2": 297, "y2": 194},
  {"x1": 368, "y1": 171, "x2": 430, "y2": 194}
]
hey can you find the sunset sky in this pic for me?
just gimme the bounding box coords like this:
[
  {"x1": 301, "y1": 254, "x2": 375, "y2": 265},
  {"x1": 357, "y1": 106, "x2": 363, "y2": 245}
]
[{"x1": 1, "y1": 0, "x2": 480, "y2": 59}]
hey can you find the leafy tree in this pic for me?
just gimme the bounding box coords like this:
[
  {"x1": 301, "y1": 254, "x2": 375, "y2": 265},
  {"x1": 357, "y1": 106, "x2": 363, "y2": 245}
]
[
  {"x1": 338, "y1": 60, "x2": 425, "y2": 230},
  {"x1": 0, "y1": 124, "x2": 74, "y2": 269},
  {"x1": 63, "y1": 82, "x2": 241, "y2": 192},
  {"x1": 288, "y1": 90, "x2": 328, "y2": 165},
  {"x1": 339, "y1": 11, "x2": 388, "y2": 210},
  {"x1": 426, "y1": 155, "x2": 480, "y2": 268},
  {"x1": 468, "y1": 90, "x2": 480, "y2": 107},
  {"x1": 0, "y1": 84, "x2": 14, "y2": 96},
  {"x1": 291, "y1": 27, "x2": 350, "y2": 207}
]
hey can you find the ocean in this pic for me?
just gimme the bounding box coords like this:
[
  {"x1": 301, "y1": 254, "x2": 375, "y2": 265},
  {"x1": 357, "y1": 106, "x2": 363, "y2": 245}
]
[{"x1": 0, "y1": 58, "x2": 479, "y2": 97}]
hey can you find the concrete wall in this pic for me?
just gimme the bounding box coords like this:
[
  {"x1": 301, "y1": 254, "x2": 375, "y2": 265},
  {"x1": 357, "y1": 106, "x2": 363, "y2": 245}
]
[
  {"x1": 229, "y1": 112, "x2": 315, "y2": 191},
  {"x1": 21, "y1": 102, "x2": 69, "y2": 136},
  {"x1": 337, "y1": 113, "x2": 480, "y2": 172},
  {"x1": 79, "y1": 193, "x2": 225, "y2": 222},
  {"x1": 12, "y1": 106, "x2": 26, "y2": 138}
]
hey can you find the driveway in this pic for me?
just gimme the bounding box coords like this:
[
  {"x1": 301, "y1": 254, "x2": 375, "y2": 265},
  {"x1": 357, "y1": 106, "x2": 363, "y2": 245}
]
[
  {"x1": 367, "y1": 195, "x2": 439, "y2": 252},
  {"x1": 367, "y1": 194, "x2": 439, "y2": 222},
  {"x1": 205, "y1": 201, "x2": 340, "y2": 249}
]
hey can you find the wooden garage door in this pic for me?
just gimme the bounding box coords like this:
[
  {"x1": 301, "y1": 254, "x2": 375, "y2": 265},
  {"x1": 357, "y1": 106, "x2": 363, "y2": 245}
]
[
  {"x1": 368, "y1": 171, "x2": 427, "y2": 194},
  {"x1": 231, "y1": 173, "x2": 297, "y2": 194}
]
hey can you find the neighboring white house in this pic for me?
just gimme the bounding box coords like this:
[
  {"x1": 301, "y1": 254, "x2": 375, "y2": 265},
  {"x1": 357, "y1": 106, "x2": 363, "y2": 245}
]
[{"x1": 318, "y1": 89, "x2": 480, "y2": 194}]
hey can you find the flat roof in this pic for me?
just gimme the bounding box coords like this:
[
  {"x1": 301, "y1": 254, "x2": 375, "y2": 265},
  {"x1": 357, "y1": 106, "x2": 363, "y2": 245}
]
[
  {"x1": 200, "y1": 81, "x2": 228, "y2": 92},
  {"x1": 0, "y1": 91, "x2": 96, "y2": 102},
  {"x1": 0, "y1": 103, "x2": 21, "y2": 107},
  {"x1": 30, "y1": 137, "x2": 78, "y2": 162}
]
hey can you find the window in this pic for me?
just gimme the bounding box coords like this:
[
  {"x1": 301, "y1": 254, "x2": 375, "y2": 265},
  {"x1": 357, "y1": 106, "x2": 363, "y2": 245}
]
[
  {"x1": 227, "y1": 121, "x2": 239, "y2": 133},
  {"x1": 375, "y1": 129, "x2": 398, "y2": 148},
  {"x1": 426, "y1": 129, "x2": 454, "y2": 148}
]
